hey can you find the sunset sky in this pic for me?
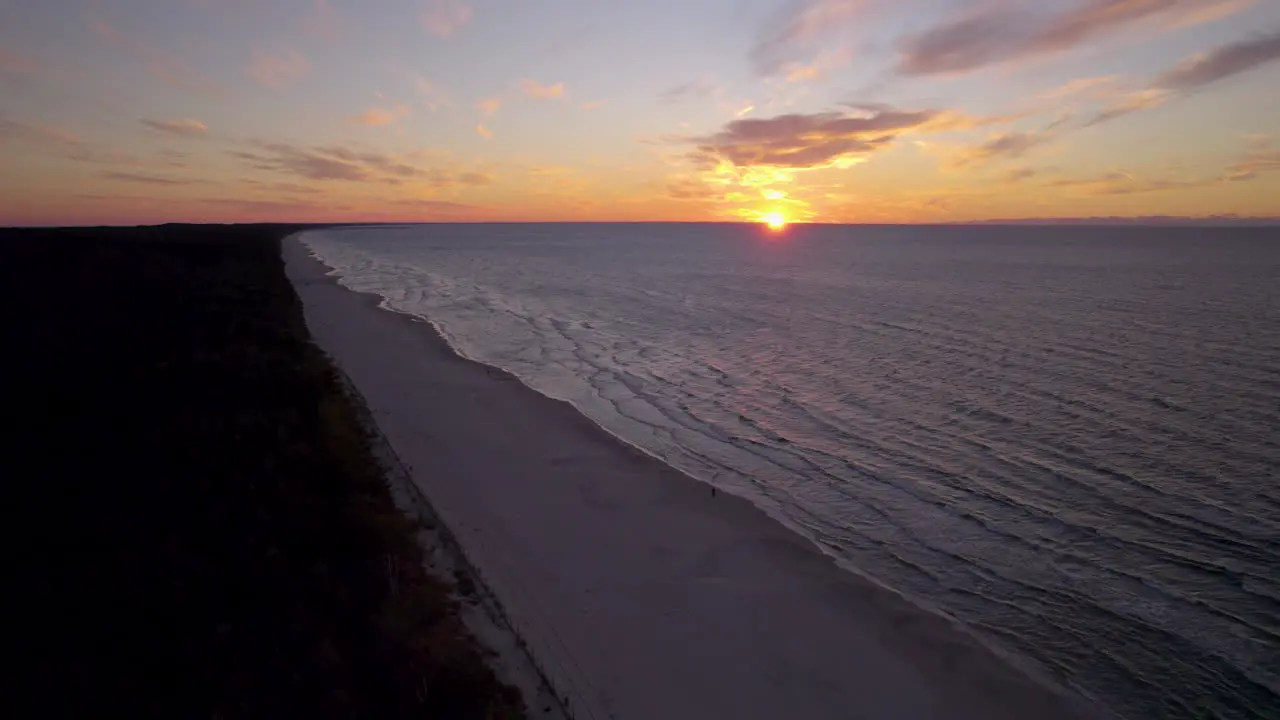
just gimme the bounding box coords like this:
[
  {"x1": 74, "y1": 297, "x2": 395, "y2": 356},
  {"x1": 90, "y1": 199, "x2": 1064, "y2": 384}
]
[{"x1": 2, "y1": 0, "x2": 1279, "y2": 225}]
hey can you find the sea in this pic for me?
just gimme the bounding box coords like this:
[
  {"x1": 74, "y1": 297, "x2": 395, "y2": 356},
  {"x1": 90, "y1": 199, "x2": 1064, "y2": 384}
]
[{"x1": 302, "y1": 223, "x2": 1280, "y2": 720}]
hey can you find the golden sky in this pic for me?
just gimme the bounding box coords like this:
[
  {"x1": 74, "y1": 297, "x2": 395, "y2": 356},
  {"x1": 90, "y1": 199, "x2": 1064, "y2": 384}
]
[{"x1": 2, "y1": 0, "x2": 1279, "y2": 225}]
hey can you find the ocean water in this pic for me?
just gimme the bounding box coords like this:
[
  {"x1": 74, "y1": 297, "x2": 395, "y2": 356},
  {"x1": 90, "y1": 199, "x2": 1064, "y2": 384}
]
[{"x1": 303, "y1": 223, "x2": 1280, "y2": 720}]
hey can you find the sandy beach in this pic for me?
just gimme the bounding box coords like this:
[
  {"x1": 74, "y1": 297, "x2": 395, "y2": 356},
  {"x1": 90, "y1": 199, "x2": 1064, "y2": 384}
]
[{"x1": 284, "y1": 234, "x2": 1104, "y2": 720}]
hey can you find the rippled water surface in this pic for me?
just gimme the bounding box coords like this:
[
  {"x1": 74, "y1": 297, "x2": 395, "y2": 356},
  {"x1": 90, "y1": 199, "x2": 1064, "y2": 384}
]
[{"x1": 305, "y1": 223, "x2": 1280, "y2": 719}]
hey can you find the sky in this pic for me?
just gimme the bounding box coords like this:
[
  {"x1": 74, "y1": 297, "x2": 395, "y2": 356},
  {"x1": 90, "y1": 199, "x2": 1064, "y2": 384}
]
[{"x1": 2, "y1": 0, "x2": 1279, "y2": 225}]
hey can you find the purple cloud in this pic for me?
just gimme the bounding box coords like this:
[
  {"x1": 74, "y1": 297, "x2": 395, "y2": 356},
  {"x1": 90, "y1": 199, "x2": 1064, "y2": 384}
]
[
  {"x1": 1084, "y1": 28, "x2": 1279, "y2": 127},
  {"x1": 898, "y1": 0, "x2": 1251, "y2": 76},
  {"x1": 1155, "y1": 29, "x2": 1280, "y2": 89},
  {"x1": 691, "y1": 107, "x2": 939, "y2": 169}
]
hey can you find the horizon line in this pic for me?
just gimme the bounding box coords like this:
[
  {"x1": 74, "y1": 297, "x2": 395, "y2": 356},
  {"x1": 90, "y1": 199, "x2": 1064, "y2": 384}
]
[{"x1": 7, "y1": 217, "x2": 1280, "y2": 230}]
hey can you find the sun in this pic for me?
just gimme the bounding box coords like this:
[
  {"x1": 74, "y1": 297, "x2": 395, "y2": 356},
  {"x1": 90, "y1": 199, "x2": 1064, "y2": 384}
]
[{"x1": 762, "y1": 212, "x2": 787, "y2": 230}]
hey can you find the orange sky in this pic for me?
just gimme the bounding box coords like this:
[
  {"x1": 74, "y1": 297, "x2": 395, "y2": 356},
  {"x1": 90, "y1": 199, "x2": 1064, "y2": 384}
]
[{"x1": 2, "y1": 0, "x2": 1279, "y2": 225}]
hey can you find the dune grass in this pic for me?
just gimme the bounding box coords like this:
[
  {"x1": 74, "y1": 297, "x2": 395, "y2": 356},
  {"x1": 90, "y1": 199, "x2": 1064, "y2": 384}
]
[{"x1": 4, "y1": 224, "x2": 524, "y2": 718}]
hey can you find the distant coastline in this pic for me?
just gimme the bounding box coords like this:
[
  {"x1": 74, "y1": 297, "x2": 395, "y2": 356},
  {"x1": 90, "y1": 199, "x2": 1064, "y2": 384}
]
[{"x1": 950, "y1": 216, "x2": 1280, "y2": 227}]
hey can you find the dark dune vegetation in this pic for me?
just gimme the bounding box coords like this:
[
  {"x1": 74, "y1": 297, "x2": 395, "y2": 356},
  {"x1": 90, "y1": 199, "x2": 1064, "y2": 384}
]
[{"x1": 4, "y1": 224, "x2": 523, "y2": 719}]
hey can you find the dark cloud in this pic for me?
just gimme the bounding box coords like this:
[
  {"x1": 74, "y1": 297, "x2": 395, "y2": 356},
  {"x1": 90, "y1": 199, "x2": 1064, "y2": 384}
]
[
  {"x1": 690, "y1": 107, "x2": 938, "y2": 169},
  {"x1": 898, "y1": 0, "x2": 1249, "y2": 76},
  {"x1": 1155, "y1": 29, "x2": 1280, "y2": 89}
]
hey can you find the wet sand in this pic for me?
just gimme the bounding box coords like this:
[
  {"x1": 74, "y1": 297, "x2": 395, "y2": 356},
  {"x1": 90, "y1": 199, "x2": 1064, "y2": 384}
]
[{"x1": 284, "y1": 233, "x2": 1105, "y2": 720}]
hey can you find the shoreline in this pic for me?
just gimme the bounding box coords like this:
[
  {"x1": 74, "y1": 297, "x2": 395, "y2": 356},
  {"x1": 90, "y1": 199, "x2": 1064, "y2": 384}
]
[
  {"x1": 285, "y1": 233, "x2": 1108, "y2": 719},
  {"x1": 297, "y1": 231, "x2": 1067, "y2": 700},
  {"x1": 330, "y1": 364, "x2": 571, "y2": 718}
]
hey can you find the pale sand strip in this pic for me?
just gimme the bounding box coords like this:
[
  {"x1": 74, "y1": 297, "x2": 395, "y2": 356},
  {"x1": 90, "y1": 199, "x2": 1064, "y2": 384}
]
[{"x1": 284, "y1": 234, "x2": 1105, "y2": 720}]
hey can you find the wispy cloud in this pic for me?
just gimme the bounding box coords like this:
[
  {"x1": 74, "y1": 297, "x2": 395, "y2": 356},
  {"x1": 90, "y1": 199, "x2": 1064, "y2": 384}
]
[
  {"x1": 99, "y1": 170, "x2": 199, "y2": 186},
  {"x1": 951, "y1": 131, "x2": 1054, "y2": 167},
  {"x1": 1224, "y1": 136, "x2": 1280, "y2": 181},
  {"x1": 1002, "y1": 167, "x2": 1038, "y2": 183},
  {"x1": 581, "y1": 100, "x2": 605, "y2": 110},
  {"x1": 1225, "y1": 150, "x2": 1280, "y2": 181},
  {"x1": 304, "y1": 0, "x2": 343, "y2": 41},
  {"x1": 897, "y1": 0, "x2": 1254, "y2": 76},
  {"x1": 476, "y1": 123, "x2": 493, "y2": 138},
  {"x1": 1035, "y1": 75, "x2": 1119, "y2": 102},
  {"x1": 415, "y1": 76, "x2": 449, "y2": 111},
  {"x1": 1154, "y1": 28, "x2": 1280, "y2": 89},
  {"x1": 659, "y1": 80, "x2": 719, "y2": 103},
  {"x1": 1046, "y1": 169, "x2": 1209, "y2": 195},
  {"x1": 0, "y1": 49, "x2": 37, "y2": 81},
  {"x1": 422, "y1": 0, "x2": 472, "y2": 38},
  {"x1": 349, "y1": 104, "x2": 412, "y2": 127},
  {"x1": 231, "y1": 144, "x2": 367, "y2": 181},
  {"x1": 198, "y1": 197, "x2": 326, "y2": 215},
  {"x1": 157, "y1": 149, "x2": 189, "y2": 168},
  {"x1": 391, "y1": 199, "x2": 477, "y2": 211},
  {"x1": 1, "y1": 117, "x2": 156, "y2": 167},
  {"x1": 520, "y1": 79, "x2": 566, "y2": 99},
  {"x1": 241, "y1": 179, "x2": 324, "y2": 195},
  {"x1": 751, "y1": 0, "x2": 868, "y2": 76},
  {"x1": 1085, "y1": 29, "x2": 1280, "y2": 126},
  {"x1": 477, "y1": 97, "x2": 502, "y2": 116},
  {"x1": 1085, "y1": 88, "x2": 1174, "y2": 126},
  {"x1": 140, "y1": 118, "x2": 209, "y2": 137},
  {"x1": 665, "y1": 175, "x2": 722, "y2": 201},
  {"x1": 0, "y1": 117, "x2": 82, "y2": 146},
  {"x1": 228, "y1": 141, "x2": 493, "y2": 186},
  {"x1": 90, "y1": 18, "x2": 222, "y2": 94},
  {"x1": 248, "y1": 50, "x2": 310, "y2": 88},
  {"x1": 779, "y1": 46, "x2": 854, "y2": 84}
]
